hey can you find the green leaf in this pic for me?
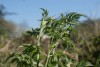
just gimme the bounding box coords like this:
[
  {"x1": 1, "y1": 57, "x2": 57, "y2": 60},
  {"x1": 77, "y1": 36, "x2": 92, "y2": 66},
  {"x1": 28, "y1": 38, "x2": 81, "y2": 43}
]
[
  {"x1": 40, "y1": 8, "x2": 48, "y2": 18},
  {"x1": 5, "y1": 53, "x2": 15, "y2": 62},
  {"x1": 77, "y1": 60, "x2": 93, "y2": 67}
]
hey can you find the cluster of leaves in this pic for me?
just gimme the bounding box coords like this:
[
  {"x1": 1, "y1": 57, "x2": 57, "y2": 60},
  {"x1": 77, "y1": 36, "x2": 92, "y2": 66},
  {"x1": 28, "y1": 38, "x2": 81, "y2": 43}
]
[{"x1": 6, "y1": 9, "x2": 94, "y2": 67}]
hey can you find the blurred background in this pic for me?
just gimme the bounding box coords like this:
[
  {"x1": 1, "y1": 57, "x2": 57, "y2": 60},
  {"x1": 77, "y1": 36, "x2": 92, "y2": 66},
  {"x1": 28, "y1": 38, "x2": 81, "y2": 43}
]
[{"x1": 0, "y1": 0, "x2": 100, "y2": 67}]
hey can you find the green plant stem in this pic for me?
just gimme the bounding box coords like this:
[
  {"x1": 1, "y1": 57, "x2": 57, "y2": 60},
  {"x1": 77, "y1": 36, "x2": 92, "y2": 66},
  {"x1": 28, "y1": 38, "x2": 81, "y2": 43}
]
[
  {"x1": 37, "y1": 19, "x2": 46, "y2": 67},
  {"x1": 44, "y1": 47, "x2": 53, "y2": 67},
  {"x1": 36, "y1": 20, "x2": 43, "y2": 67},
  {"x1": 44, "y1": 40, "x2": 59, "y2": 67}
]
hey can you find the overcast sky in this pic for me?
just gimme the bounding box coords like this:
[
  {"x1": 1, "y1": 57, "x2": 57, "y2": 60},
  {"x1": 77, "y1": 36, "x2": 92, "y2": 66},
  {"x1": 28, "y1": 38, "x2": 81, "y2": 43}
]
[{"x1": 1, "y1": 0, "x2": 100, "y2": 28}]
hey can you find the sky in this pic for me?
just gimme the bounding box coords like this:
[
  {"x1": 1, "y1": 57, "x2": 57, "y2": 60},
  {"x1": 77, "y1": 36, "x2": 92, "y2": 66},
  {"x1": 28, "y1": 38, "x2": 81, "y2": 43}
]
[{"x1": 0, "y1": 0, "x2": 100, "y2": 28}]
